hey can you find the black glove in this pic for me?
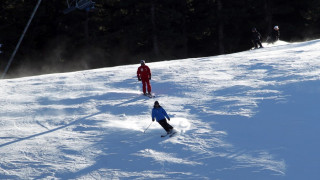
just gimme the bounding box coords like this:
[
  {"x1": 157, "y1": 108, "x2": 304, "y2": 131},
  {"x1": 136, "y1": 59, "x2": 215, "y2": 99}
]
[
  {"x1": 149, "y1": 76, "x2": 151, "y2": 80},
  {"x1": 167, "y1": 118, "x2": 170, "y2": 121},
  {"x1": 152, "y1": 119, "x2": 155, "y2": 122},
  {"x1": 138, "y1": 78, "x2": 141, "y2": 81}
]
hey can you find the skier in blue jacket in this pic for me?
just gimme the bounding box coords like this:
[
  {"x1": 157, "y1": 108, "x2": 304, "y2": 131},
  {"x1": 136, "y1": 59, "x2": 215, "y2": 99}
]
[{"x1": 152, "y1": 101, "x2": 174, "y2": 134}]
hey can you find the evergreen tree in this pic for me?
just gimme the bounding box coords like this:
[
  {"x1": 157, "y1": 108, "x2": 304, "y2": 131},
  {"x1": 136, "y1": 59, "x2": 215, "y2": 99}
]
[{"x1": 1, "y1": 0, "x2": 320, "y2": 78}]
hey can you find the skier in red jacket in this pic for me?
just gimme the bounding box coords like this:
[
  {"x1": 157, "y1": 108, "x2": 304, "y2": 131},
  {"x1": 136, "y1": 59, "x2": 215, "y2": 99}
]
[{"x1": 137, "y1": 60, "x2": 152, "y2": 95}]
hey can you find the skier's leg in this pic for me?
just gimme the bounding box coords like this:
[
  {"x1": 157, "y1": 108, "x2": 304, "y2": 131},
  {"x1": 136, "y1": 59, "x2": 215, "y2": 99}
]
[
  {"x1": 166, "y1": 123, "x2": 173, "y2": 133},
  {"x1": 158, "y1": 119, "x2": 171, "y2": 133},
  {"x1": 160, "y1": 120, "x2": 173, "y2": 133},
  {"x1": 252, "y1": 40, "x2": 257, "y2": 48},
  {"x1": 165, "y1": 122, "x2": 173, "y2": 130},
  {"x1": 141, "y1": 79, "x2": 147, "y2": 94},
  {"x1": 146, "y1": 79, "x2": 152, "y2": 94}
]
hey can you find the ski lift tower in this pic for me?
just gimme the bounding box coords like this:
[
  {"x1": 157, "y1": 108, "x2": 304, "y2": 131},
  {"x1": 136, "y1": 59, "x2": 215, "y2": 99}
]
[{"x1": 63, "y1": 0, "x2": 95, "y2": 14}]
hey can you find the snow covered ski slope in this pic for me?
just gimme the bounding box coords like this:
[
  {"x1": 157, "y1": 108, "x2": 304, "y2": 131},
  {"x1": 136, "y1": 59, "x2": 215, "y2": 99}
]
[{"x1": 0, "y1": 39, "x2": 320, "y2": 179}]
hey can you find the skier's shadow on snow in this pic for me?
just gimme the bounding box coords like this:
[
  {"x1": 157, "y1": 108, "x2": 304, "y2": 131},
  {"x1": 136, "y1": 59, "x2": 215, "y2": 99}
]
[
  {"x1": 0, "y1": 90, "x2": 152, "y2": 149},
  {"x1": 0, "y1": 112, "x2": 102, "y2": 148}
]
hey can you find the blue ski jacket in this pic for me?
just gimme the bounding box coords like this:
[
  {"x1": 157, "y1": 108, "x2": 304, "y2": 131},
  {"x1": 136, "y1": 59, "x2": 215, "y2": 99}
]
[{"x1": 152, "y1": 106, "x2": 170, "y2": 122}]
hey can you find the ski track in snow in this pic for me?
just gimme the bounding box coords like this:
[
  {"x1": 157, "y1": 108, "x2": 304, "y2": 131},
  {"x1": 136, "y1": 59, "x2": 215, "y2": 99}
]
[{"x1": 0, "y1": 40, "x2": 320, "y2": 179}]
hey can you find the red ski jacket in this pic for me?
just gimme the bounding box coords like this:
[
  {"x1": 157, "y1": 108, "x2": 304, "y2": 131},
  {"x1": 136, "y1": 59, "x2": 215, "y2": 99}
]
[{"x1": 137, "y1": 65, "x2": 151, "y2": 79}]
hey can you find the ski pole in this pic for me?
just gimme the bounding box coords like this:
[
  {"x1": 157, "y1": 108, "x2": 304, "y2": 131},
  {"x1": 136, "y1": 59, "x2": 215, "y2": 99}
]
[{"x1": 143, "y1": 121, "x2": 153, "y2": 133}]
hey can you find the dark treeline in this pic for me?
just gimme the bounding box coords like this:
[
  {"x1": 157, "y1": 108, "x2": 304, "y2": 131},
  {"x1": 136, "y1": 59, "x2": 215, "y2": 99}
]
[{"x1": 1, "y1": 0, "x2": 320, "y2": 78}]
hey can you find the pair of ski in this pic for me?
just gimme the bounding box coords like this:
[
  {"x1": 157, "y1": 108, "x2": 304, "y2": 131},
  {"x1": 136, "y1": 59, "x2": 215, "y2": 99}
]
[
  {"x1": 143, "y1": 93, "x2": 155, "y2": 98},
  {"x1": 161, "y1": 131, "x2": 177, "y2": 138}
]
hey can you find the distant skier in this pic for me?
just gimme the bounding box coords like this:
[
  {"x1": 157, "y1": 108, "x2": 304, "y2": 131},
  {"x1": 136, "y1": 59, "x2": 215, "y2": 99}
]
[
  {"x1": 152, "y1": 101, "x2": 174, "y2": 135},
  {"x1": 251, "y1": 27, "x2": 263, "y2": 49},
  {"x1": 137, "y1": 60, "x2": 152, "y2": 95},
  {"x1": 270, "y1": 25, "x2": 280, "y2": 43}
]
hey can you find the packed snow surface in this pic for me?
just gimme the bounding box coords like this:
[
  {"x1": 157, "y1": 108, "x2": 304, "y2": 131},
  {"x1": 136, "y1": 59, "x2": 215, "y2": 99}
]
[{"x1": 0, "y1": 40, "x2": 319, "y2": 179}]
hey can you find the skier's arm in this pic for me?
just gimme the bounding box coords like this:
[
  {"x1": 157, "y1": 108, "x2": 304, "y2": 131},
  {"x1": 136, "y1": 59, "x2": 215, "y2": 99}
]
[
  {"x1": 151, "y1": 109, "x2": 155, "y2": 121},
  {"x1": 162, "y1": 108, "x2": 170, "y2": 120},
  {"x1": 148, "y1": 67, "x2": 151, "y2": 80},
  {"x1": 137, "y1": 68, "x2": 141, "y2": 81}
]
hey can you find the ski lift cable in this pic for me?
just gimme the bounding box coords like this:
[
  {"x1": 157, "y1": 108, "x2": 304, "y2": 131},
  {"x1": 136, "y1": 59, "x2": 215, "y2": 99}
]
[{"x1": 1, "y1": 0, "x2": 42, "y2": 79}]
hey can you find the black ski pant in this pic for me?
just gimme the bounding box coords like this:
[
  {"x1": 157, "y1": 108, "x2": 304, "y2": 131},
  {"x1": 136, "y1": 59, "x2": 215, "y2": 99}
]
[
  {"x1": 252, "y1": 40, "x2": 263, "y2": 48},
  {"x1": 157, "y1": 119, "x2": 173, "y2": 133}
]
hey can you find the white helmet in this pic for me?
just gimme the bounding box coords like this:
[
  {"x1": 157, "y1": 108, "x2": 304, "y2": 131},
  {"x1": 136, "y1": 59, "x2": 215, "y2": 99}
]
[
  {"x1": 140, "y1": 60, "x2": 145, "y2": 64},
  {"x1": 274, "y1": 26, "x2": 279, "y2": 30}
]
